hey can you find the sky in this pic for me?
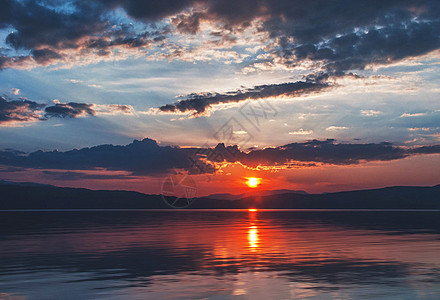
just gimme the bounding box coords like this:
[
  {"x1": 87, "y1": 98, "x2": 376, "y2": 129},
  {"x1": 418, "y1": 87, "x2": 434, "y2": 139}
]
[{"x1": 0, "y1": 0, "x2": 439, "y2": 196}]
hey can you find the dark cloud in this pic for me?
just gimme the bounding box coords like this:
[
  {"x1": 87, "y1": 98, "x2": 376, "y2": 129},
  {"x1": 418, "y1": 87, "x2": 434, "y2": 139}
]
[
  {"x1": 282, "y1": 19, "x2": 440, "y2": 74},
  {"x1": 1, "y1": 139, "x2": 439, "y2": 177},
  {"x1": 200, "y1": 139, "x2": 440, "y2": 168},
  {"x1": 84, "y1": 27, "x2": 155, "y2": 51},
  {"x1": 31, "y1": 48, "x2": 63, "y2": 64},
  {"x1": 0, "y1": 96, "x2": 45, "y2": 125},
  {"x1": 44, "y1": 102, "x2": 96, "y2": 118},
  {"x1": 409, "y1": 145, "x2": 440, "y2": 155},
  {"x1": 260, "y1": 1, "x2": 440, "y2": 73},
  {"x1": 158, "y1": 79, "x2": 331, "y2": 115},
  {"x1": 169, "y1": 0, "x2": 440, "y2": 73},
  {"x1": 0, "y1": 0, "x2": 174, "y2": 69},
  {"x1": 0, "y1": 138, "x2": 215, "y2": 176},
  {"x1": 171, "y1": 13, "x2": 202, "y2": 35},
  {"x1": 196, "y1": 1, "x2": 440, "y2": 44},
  {"x1": 4, "y1": 0, "x2": 106, "y2": 51},
  {"x1": 1, "y1": 0, "x2": 439, "y2": 72},
  {"x1": 41, "y1": 170, "x2": 136, "y2": 181},
  {"x1": 0, "y1": 0, "x2": 14, "y2": 28},
  {"x1": 224, "y1": 140, "x2": 408, "y2": 166},
  {"x1": 255, "y1": 1, "x2": 428, "y2": 44},
  {"x1": 204, "y1": 0, "x2": 264, "y2": 28},
  {"x1": 95, "y1": 0, "x2": 196, "y2": 21},
  {"x1": 1, "y1": 95, "x2": 132, "y2": 125},
  {"x1": 42, "y1": 102, "x2": 132, "y2": 118}
]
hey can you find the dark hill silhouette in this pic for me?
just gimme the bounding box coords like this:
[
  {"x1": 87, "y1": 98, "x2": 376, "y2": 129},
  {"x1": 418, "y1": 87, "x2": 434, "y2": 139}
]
[
  {"x1": 207, "y1": 185, "x2": 440, "y2": 209},
  {"x1": 0, "y1": 182, "x2": 439, "y2": 210},
  {"x1": 0, "y1": 183, "x2": 168, "y2": 209}
]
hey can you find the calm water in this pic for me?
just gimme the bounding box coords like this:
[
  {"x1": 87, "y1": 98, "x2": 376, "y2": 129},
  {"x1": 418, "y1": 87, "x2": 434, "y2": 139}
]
[{"x1": 1, "y1": 210, "x2": 440, "y2": 299}]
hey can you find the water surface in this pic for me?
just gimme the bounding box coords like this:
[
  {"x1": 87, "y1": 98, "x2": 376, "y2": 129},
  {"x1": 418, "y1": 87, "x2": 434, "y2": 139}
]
[{"x1": 1, "y1": 210, "x2": 440, "y2": 299}]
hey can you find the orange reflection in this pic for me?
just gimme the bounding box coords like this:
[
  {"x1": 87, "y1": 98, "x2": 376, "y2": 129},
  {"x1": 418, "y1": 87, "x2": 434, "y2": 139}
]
[
  {"x1": 247, "y1": 209, "x2": 259, "y2": 251},
  {"x1": 248, "y1": 225, "x2": 259, "y2": 250}
]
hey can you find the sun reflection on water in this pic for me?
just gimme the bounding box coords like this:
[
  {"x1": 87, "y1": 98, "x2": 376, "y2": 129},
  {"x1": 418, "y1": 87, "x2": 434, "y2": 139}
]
[
  {"x1": 248, "y1": 226, "x2": 259, "y2": 250},
  {"x1": 247, "y1": 209, "x2": 259, "y2": 251}
]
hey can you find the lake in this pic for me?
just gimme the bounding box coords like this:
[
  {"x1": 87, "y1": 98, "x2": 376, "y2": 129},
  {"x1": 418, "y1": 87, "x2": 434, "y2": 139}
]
[{"x1": 1, "y1": 210, "x2": 440, "y2": 299}]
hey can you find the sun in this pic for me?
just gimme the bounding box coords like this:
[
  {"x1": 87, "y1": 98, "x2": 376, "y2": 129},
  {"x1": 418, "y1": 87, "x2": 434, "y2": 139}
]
[{"x1": 246, "y1": 177, "x2": 260, "y2": 188}]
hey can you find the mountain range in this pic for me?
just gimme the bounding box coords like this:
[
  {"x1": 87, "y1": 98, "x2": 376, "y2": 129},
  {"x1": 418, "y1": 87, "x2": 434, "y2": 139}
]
[{"x1": 0, "y1": 181, "x2": 440, "y2": 210}]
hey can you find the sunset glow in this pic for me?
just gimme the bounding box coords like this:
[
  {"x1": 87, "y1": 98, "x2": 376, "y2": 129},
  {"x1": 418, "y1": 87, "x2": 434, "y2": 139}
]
[
  {"x1": 0, "y1": 0, "x2": 439, "y2": 197},
  {"x1": 2, "y1": 1, "x2": 440, "y2": 299}
]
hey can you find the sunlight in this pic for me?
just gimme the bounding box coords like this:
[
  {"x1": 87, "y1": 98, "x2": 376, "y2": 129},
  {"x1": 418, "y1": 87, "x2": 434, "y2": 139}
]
[{"x1": 246, "y1": 177, "x2": 260, "y2": 188}]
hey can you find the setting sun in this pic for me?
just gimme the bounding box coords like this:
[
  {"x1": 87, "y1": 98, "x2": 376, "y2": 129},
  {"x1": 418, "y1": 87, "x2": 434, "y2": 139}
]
[{"x1": 246, "y1": 177, "x2": 260, "y2": 188}]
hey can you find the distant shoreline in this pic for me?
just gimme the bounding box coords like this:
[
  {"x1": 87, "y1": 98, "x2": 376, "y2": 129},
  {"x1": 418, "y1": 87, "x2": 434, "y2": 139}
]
[{"x1": 2, "y1": 209, "x2": 440, "y2": 212}]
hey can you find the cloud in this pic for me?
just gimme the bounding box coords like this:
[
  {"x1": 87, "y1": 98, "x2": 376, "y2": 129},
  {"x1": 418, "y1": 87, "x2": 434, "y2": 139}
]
[
  {"x1": 157, "y1": 79, "x2": 331, "y2": 116},
  {"x1": 409, "y1": 144, "x2": 440, "y2": 155},
  {"x1": 69, "y1": 79, "x2": 83, "y2": 84},
  {"x1": 400, "y1": 112, "x2": 428, "y2": 118},
  {"x1": 408, "y1": 128, "x2": 431, "y2": 131},
  {"x1": 93, "y1": 0, "x2": 196, "y2": 22},
  {"x1": 3, "y1": 1, "x2": 104, "y2": 51},
  {"x1": 1, "y1": 0, "x2": 437, "y2": 74},
  {"x1": 0, "y1": 166, "x2": 24, "y2": 173},
  {"x1": 289, "y1": 129, "x2": 314, "y2": 135},
  {"x1": 211, "y1": 0, "x2": 440, "y2": 74},
  {"x1": 88, "y1": 84, "x2": 102, "y2": 88},
  {"x1": 0, "y1": 94, "x2": 135, "y2": 126},
  {"x1": 0, "y1": 96, "x2": 45, "y2": 125},
  {"x1": 0, "y1": 0, "x2": 173, "y2": 70},
  {"x1": 211, "y1": 139, "x2": 440, "y2": 168},
  {"x1": 1, "y1": 139, "x2": 439, "y2": 177},
  {"x1": 277, "y1": 19, "x2": 440, "y2": 74},
  {"x1": 44, "y1": 102, "x2": 96, "y2": 118},
  {"x1": 171, "y1": 12, "x2": 203, "y2": 35},
  {"x1": 133, "y1": 0, "x2": 440, "y2": 75},
  {"x1": 10, "y1": 88, "x2": 20, "y2": 95},
  {"x1": 326, "y1": 126, "x2": 348, "y2": 131},
  {"x1": 361, "y1": 110, "x2": 382, "y2": 116},
  {"x1": 31, "y1": 48, "x2": 63, "y2": 65},
  {"x1": 0, "y1": 54, "x2": 34, "y2": 70},
  {"x1": 0, "y1": 138, "x2": 215, "y2": 176},
  {"x1": 43, "y1": 102, "x2": 134, "y2": 119},
  {"x1": 41, "y1": 170, "x2": 136, "y2": 181},
  {"x1": 93, "y1": 104, "x2": 134, "y2": 115}
]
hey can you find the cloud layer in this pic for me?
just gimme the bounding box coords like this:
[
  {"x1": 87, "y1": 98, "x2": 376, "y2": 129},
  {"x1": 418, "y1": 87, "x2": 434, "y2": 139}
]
[
  {"x1": 0, "y1": 138, "x2": 214, "y2": 176},
  {"x1": 212, "y1": 140, "x2": 410, "y2": 167},
  {"x1": 1, "y1": 0, "x2": 439, "y2": 73},
  {"x1": 1, "y1": 138, "x2": 439, "y2": 177}
]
